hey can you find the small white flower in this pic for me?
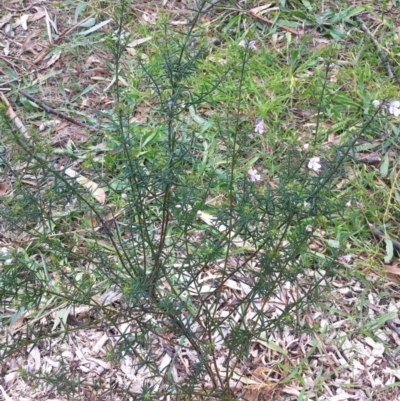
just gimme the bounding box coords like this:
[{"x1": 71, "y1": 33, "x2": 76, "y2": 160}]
[
  {"x1": 0, "y1": 247, "x2": 8, "y2": 256},
  {"x1": 248, "y1": 40, "x2": 257, "y2": 51},
  {"x1": 248, "y1": 168, "x2": 261, "y2": 182},
  {"x1": 303, "y1": 201, "x2": 310, "y2": 208},
  {"x1": 23, "y1": 362, "x2": 34, "y2": 374},
  {"x1": 239, "y1": 40, "x2": 257, "y2": 50},
  {"x1": 389, "y1": 101, "x2": 400, "y2": 117},
  {"x1": 303, "y1": 143, "x2": 309, "y2": 151},
  {"x1": 372, "y1": 100, "x2": 381, "y2": 108},
  {"x1": 121, "y1": 193, "x2": 128, "y2": 200},
  {"x1": 345, "y1": 201, "x2": 352, "y2": 208},
  {"x1": 308, "y1": 157, "x2": 321, "y2": 172},
  {"x1": 4, "y1": 259, "x2": 13, "y2": 266},
  {"x1": 306, "y1": 225, "x2": 313, "y2": 233},
  {"x1": 254, "y1": 119, "x2": 264, "y2": 134},
  {"x1": 340, "y1": 255, "x2": 352, "y2": 263}
]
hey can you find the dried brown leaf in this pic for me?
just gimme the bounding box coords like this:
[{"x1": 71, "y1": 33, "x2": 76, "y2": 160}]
[
  {"x1": 45, "y1": 51, "x2": 61, "y2": 67},
  {"x1": 384, "y1": 261, "x2": 400, "y2": 284},
  {"x1": 0, "y1": 181, "x2": 10, "y2": 195},
  {"x1": 20, "y1": 30, "x2": 39, "y2": 54}
]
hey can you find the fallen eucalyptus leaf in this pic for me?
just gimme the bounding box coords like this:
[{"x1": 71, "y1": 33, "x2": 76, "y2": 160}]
[{"x1": 65, "y1": 168, "x2": 106, "y2": 204}]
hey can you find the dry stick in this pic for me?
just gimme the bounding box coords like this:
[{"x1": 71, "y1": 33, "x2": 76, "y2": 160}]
[
  {"x1": 355, "y1": 153, "x2": 382, "y2": 165},
  {"x1": 19, "y1": 90, "x2": 98, "y2": 132},
  {"x1": 368, "y1": 223, "x2": 400, "y2": 255},
  {"x1": 0, "y1": 92, "x2": 30, "y2": 139},
  {"x1": 357, "y1": 18, "x2": 400, "y2": 84}
]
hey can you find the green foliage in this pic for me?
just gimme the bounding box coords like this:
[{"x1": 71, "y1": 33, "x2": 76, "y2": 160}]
[{"x1": 0, "y1": 0, "x2": 395, "y2": 399}]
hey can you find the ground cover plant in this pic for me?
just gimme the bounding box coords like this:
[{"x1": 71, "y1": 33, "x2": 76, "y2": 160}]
[{"x1": 1, "y1": 0, "x2": 400, "y2": 400}]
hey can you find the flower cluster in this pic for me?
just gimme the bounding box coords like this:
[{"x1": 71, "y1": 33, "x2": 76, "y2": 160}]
[
  {"x1": 389, "y1": 101, "x2": 400, "y2": 117},
  {"x1": 248, "y1": 168, "x2": 261, "y2": 182},
  {"x1": 372, "y1": 99, "x2": 400, "y2": 117},
  {"x1": 254, "y1": 118, "x2": 264, "y2": 134},
  {"x1": 0, "y1": 247, "x2": 13, "y2": 266},
  {"x1": 239, "y1": 40, "x2": 257, "y2": 51},
  {"x1": 308, "y1": 157, "x2": 321, "y2": 172}
]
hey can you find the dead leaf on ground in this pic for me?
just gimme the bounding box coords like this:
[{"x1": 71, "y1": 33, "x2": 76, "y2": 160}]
[
  {"x1": 46, "y1": 51, "x2": 61, "y2": 67},
  {"x1": 0, "y1": 13, "x2": 12, "y2": 29},
  {"x1": 0, "y1": 181, "x2": 10, "y2": 195},
  {"x1": 127, "y1": 36, "x2": 152, "y2": 48},
  {"x1": 384, "y1": 261, "x2": 400, "y2": 284},
  {"x1": 14, "y1": 8, "x2": 46, "y2": 29},
  {"x1": 65, "y1": 168, "x2": 106, "y2": 204},
  {"x1": 20, "y1": 30, "x2": 40, "y2": 54}
]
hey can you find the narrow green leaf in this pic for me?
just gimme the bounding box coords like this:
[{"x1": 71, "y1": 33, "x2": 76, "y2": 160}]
[
  {"x1": 380, "y1": 153, "x2": 389, "y2": 177},
  {"x1": 71, "y1": 84, "x2": 97, "y2": 102},
  {"x1": 342, "y1": 6, "x2": 365, "y2": 19},
  {"x1": 74, "y1": 3, "x2": 88, "y2": 23},
  {"x1": 394, "y1": 189, "x2": 400, "y2": 204},
  {"x1": 301, "y1": 0, "x2": 312, "y2": 11},
  {"x1": 78, "y1": 19, "x2": 111, "y2": 36},
  {"x1": 79, "y1": 18, "x2": 96, "y2": 28},
  {"x1": 327, "y1": 239, "x2": 340, "y2": 248},
  {"x1": 57, "y1": 81, "x2": 69, "y2": 102},
  {"x1": 384, "y1": 238, "x2": 393, "y2": 263}
]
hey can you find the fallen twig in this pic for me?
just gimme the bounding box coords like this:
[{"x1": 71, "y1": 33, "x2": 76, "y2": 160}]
[
  {"x1": 356, "y1": 18, "x2": 400, "y2": 84},
  {"x1": 354, "y1": 153, "x2": 382, "y2": 165},
  {"x1": 368, "y1": 223, "x2": 400, "y2": 255},
  {"x1": 0, "y1": 92, "x2": 30, "y2": 139},
  {"x1": 19, "y1": 90, "x2": 98, "y2": 132}
]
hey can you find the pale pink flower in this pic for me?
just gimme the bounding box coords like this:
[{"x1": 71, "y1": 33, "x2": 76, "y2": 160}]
[
  {"x1": 306, "y1": 225, "x2": 313, "y2": 233},
  {"x1": 254, "y1": 119, "x2": 264, "y2": 134},
  {"x1": 248, "y1": 40, "x2": 257, "y2": 50},
  {"x1": 308, "y1": 157, "x2": 321, "y2": 172},
  {"x1": 340, "y1": 255, "x2": 352, "y2": 263},
  {"x1": 389, "y1": 101, "x2": 400, "y2": 117},
  {"x1": 303, "y1": 143, "x2": 309, "y2": 151},
  {"x1": 372, "y1": 100, "x2": 381, "y2": 108},
  {"x1": 239, "y1": 40, "x2": 257, "y2": 50},
  {"x1": 248, "y1": 168, "x2": 261, "y2": 182}
]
